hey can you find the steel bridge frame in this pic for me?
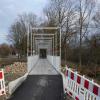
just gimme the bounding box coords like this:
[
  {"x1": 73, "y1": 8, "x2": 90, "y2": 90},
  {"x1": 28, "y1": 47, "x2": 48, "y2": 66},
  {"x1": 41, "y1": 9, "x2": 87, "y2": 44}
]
[{"x1": 27, "y1": 27, "x2": 61, "y2": 64}]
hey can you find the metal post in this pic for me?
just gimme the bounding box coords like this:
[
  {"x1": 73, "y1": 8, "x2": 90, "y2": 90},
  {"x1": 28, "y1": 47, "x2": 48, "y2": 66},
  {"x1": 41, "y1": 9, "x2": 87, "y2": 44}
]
[
  {"x1": 36, "y1": 40, "x2": 37, "y2": 55},
  {"x1": 27, "y1": 24, "x2": 29, "y2": 57},
  {"x1": 33, "y1": 33, "x2": 34, "y2": 55},
  {"x1": 53, "y1": 36, "x2": 54, "y2": 65},
  {"x1": 34, "y1": 38, "x2": 35, "y2": 55},
  {"x1": 50, "y1": 40, "x2": 52, "y2": 55},
  {"x1": 53, "y1": 37, "x2": 54, "y2": 56},
  {"x1": 56, "y1": 31, "x2": 57, "y2": 56},
  {"x1": 60, "y1": 27, "x2": 61, "y2": 70},
  {"x1": 31, "y1": 28, "x2": 32, "y2": 56}
]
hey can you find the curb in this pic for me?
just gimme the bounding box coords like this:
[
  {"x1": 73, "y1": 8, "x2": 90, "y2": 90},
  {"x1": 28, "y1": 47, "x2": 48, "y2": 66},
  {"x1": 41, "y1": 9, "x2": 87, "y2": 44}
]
[{"x1": 8, "y1": 73, "x2": 28, "y2": 95}]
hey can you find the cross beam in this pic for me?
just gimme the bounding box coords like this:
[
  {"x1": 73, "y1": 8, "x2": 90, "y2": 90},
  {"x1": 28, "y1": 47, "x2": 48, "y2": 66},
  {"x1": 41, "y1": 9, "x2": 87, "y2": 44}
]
[{"x1": 32, "y1": 27, "x2": 60, "y2": 30}]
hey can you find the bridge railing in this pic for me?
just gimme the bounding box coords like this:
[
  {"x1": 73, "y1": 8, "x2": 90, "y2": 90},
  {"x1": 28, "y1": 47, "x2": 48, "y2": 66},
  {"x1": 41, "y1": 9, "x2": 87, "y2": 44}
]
[
  {"x1": 27, "y1": 55, "x2": 39, "y2": 72},
  {"x1": 64, "y1": 67, "x2": 100, "y2": 100},
  {"x1": 47, "y1": 55, "x2": 61, "y2": 72}
]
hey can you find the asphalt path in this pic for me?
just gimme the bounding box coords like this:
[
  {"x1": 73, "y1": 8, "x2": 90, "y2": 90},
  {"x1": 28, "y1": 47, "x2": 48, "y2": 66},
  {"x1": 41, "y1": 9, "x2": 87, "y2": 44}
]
[{"x1": 9, "y1": 75, "x2": 64, "y2": 100}]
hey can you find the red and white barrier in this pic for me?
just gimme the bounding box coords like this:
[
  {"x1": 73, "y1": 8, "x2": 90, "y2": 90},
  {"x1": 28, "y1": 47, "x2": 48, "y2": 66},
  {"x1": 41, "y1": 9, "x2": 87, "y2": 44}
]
[
  {"x1": 65, "y1": 67, "x2": 100, "y2": 100},
  {"x1": 0, "y1": 69, "x2": 6, "y2": 96}
]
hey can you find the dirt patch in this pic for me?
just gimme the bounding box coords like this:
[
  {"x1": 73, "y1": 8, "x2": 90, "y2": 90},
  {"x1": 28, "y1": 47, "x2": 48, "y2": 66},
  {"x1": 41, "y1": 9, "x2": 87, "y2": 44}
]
[{"x1": 3, "y1": 62, "x2": 27, "y2": 84}]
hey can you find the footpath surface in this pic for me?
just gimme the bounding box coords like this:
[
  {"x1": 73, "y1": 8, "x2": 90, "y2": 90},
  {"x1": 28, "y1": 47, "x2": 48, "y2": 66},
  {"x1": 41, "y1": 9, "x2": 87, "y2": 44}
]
[
  {"x1": 9, "y1": 59, "x2": 64, "y2": 100},
  {"x1": 29, "y1": 59, "x2": 58, "y2": 75},
  {"x1": 9, "y1": 75, "x2": 64, "y2": 100}
]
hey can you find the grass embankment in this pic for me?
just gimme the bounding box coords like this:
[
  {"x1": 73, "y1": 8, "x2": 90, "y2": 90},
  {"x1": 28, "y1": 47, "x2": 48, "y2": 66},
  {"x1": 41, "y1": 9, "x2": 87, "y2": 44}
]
[
  {"x1": 0, "y1": 57, "x2": 26, "y2": 66},
  {"x1": 0, "y1": 57, "x2": 27, "y2": 99},
  {"x1": 0, "y1": 57, "x2": 27, "y2": 84}
]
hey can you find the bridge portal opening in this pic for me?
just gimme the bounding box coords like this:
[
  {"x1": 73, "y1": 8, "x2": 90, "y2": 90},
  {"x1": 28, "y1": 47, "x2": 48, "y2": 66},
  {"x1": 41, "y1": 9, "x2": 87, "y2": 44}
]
[{"x1": 39, "y1": 49, "x2": 47, "y2": 59}]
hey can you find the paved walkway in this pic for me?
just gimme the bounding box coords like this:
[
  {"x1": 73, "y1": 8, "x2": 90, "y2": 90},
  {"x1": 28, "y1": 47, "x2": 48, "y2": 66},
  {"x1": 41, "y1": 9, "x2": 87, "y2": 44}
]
[
  {"x1": 29, "y1": 59, "x2": 58, "y2": 75},
  {"x1": 9, "y1": 75, "x2": 64, "y2": 100},
  {"x1": 8, "y1": 59, "x2": 64, "y2": 100}
]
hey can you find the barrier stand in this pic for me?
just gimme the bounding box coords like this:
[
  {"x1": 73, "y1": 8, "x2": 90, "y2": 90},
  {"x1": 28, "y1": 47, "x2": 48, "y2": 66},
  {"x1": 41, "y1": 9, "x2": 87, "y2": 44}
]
[
  {"x1": 0, "y1": 69, "x2": 6, "y2": 99},
  {"x1": 64, "y1": 66, "x2": 100, "y2": 100}
]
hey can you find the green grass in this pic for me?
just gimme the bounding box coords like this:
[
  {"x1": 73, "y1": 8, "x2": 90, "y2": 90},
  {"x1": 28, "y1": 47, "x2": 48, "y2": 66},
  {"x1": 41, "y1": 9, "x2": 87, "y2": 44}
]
[{"x1": 0, "y1": 57, "x2": 26, "y2": 66}]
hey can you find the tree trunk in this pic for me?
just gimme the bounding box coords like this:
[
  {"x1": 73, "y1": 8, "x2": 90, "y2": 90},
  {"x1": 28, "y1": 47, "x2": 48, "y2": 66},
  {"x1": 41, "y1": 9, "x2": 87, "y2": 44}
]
[
  {"x1": 65, "y1": 44, "x2": 67, "y2": 65},
  {"x1": 79, "y1": 4, "x2": 83, "y2": 70},
  {"x1": 79, "y1": 31, "x2": 82, "y2": 70}
]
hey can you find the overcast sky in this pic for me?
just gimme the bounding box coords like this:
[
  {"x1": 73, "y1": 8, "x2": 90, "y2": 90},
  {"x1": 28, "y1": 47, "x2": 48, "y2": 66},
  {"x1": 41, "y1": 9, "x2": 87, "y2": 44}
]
[
  {"x1": 0, "y1": 0, "x2": 100, "y2": 44},
  {"x1": 0, "y1": 0, "x2": 48, "y2": 44}
]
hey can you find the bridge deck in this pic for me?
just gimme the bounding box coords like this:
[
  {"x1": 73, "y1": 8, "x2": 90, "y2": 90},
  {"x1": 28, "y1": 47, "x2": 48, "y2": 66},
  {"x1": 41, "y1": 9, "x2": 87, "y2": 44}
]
[
  {"x1": 8, "y1": 59, "x2": 64, "y2": 100},
  {"x1": 29, "y1": 59, "x2": 58, "y2": 75}
]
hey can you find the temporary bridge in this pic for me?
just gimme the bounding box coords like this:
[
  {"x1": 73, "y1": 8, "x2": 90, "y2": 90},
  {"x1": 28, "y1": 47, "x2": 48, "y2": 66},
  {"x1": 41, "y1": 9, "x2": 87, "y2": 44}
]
[
  {"x1": 8, "y1": 27, "x2": 64, "y2": 100},
  {"x1": 7, "y1": 27, "x2": 100, "y2": 100}
]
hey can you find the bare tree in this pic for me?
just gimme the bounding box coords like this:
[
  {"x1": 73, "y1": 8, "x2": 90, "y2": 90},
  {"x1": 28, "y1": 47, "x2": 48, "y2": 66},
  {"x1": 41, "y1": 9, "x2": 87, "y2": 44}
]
[
  {"x1": 75, "y1": 0, "x2": 96, "y2": 69},
  {"x1": 0, "y1": 44, "x2": 11, "y2": 57},
  {"x1": 93, "y1": 11, "x2": 100, "y2": 30},
  {"x1": 44, "y1": 0, "x2": 77, "y2": 64},
  {"x1": 9, "y1": 13, "x2": 37, "y2": 58}
]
